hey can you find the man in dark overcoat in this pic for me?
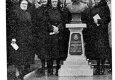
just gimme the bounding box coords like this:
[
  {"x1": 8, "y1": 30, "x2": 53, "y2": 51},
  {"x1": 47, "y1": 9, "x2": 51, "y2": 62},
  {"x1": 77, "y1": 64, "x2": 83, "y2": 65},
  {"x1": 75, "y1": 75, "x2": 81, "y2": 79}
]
[{"x1": 81, "y1": 0, "x2": 111, "y2": 75}]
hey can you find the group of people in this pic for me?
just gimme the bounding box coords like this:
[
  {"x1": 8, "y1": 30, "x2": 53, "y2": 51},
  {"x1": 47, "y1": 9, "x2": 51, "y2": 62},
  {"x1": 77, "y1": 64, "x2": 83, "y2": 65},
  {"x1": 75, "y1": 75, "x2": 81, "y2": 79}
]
[
  {"x1": 7, "y1": 0, "x2": 71, "y2": 79},
  {"x1": 7, "y1": 0, "x2": 111, "y2": 80}
]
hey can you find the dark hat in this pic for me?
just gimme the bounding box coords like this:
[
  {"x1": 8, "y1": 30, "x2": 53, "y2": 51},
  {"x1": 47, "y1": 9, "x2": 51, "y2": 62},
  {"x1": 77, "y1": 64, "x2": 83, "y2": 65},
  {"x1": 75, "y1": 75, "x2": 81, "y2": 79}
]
[{"x1": 19, "y1": 0, "x2": 28, "y2": 4}]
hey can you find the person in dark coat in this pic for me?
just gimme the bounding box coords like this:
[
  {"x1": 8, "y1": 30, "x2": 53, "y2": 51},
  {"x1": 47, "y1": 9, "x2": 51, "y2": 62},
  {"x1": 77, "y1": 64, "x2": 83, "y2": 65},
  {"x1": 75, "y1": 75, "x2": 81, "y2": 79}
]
[
  {"x1": 81, "y1": 0, "x2": 111, "y2": 75},
  {"x1": 47, "y1": 0, "x2": 68, "y2": 76},
  {"x1": 7, "y1": 0, "x2": 14, "y2": 66},
  {"x1": 8, "y1": 0, "x2": 34, "y2": 79},
  {"x1": 7, "y1": 0, "x2": 20, "y2": 66},
  {"x1": 35, "y1": 0, "x2": 51, "y2": 74},
  {"x1": 60, "y1": 0, "x2": 72, "y2": 62},
  {"x1": 81, "y1": 0, "x2": 94, "y2": 60}
]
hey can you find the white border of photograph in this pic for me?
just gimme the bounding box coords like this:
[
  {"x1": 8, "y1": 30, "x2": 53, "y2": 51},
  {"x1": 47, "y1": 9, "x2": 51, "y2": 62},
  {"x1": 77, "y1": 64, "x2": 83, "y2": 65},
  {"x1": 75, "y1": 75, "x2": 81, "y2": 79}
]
[
  {"x1": 0, "y1": 0, "x2": 7, "y2": 80},
  {"x1": 112, "y1": 0, "x2": 114, "y2": 79},
  {"x1": 0, "y1": 0, "x2": 114, "y2": 80}
]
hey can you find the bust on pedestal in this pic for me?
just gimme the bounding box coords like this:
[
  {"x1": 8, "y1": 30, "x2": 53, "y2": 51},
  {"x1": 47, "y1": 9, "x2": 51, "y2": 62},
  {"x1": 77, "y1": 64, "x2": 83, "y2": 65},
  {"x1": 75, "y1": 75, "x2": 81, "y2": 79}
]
[{"x1": 58, "y1": 1, "x2": 93, "y2": 76}]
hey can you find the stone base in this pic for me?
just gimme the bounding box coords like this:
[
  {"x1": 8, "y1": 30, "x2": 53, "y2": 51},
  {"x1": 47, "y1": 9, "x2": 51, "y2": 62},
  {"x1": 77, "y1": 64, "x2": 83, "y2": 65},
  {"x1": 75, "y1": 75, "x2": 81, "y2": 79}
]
[
  {"x1": 58, "y1": 76, "x2": 93, "y2": 80},
  {"x1": 58, "y1": 56, "x2": 93, "y2": 76}
]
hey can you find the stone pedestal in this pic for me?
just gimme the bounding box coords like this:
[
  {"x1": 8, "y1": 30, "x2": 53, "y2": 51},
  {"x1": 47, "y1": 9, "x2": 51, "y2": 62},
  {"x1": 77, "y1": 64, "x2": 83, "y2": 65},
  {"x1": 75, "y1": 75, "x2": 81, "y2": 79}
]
[{"x1": 58, "y1": 24, "x2": 93, "y2": 76}]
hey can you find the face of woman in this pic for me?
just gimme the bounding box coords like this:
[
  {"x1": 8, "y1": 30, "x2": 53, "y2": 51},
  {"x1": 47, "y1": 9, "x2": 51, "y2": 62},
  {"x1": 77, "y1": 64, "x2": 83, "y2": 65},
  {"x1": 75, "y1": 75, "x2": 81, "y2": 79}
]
[
  {"x1": 51, "y1": 0, "x2": 58, "y2": 8},
  {"x1": 41, "y1": 0, "x2": 48, "y2": 5},
  {"x1": 20, "y1": 0, "x2": 28, "y2": 11},
  {"x1": 94, "y1": 0, "x2": 101, "y2": 5}
]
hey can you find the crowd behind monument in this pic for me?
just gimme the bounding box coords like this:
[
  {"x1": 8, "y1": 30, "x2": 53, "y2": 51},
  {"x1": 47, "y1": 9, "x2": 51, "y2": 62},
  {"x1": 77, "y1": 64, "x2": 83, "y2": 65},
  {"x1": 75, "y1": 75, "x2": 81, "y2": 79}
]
[{"x1": 7, "y1": 0, "x2": 111, "y2": 80}]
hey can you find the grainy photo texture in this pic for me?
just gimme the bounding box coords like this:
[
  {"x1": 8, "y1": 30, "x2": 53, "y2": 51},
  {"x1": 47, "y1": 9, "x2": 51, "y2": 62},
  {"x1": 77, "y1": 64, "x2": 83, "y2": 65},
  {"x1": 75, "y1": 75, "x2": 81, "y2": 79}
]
[{"x1": 6, "y1": 0, "x2": 112, "y2": 80}]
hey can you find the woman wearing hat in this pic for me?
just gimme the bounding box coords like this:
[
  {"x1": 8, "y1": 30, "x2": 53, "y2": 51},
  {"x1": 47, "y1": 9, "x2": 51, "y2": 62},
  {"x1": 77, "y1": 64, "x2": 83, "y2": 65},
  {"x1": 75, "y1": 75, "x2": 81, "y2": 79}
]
[{"x1": 47, "y1": 0, "x2": 65, "y2": 76}]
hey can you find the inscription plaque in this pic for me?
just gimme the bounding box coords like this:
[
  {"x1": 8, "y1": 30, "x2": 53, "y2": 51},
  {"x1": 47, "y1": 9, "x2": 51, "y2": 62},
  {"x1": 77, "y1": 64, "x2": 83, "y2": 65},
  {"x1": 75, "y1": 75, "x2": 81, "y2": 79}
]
[{"x1": 69, "y1": 33, "x2": 82, "y2": 55}]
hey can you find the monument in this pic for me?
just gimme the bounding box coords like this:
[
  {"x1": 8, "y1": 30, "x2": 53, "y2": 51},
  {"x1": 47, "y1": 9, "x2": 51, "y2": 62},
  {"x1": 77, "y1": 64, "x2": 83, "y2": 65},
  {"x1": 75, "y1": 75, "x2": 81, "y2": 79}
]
[{"x1": 58, "y1": 0, "x2": 93, "y2": 76}]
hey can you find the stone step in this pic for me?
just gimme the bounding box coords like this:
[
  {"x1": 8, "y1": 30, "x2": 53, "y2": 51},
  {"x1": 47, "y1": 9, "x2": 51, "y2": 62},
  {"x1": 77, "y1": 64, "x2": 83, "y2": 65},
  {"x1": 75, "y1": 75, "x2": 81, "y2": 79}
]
[
  {"x1": 66, "y1": 56, "x2": 86, "y2": 60},
  {"x1": 65, "y1": 57, "x2": 88, "y2": 62},
  {"x1": 58, "y1": 68, "x2": 93, "y2": 76},
  {"x1": 58, "y1": 76, "x2": 93, "y2": 80},
  {"x1": 64, "y1": 60, "x2": 88, "y2": 65},
  {"x1": 61, "y1": 65, "x2": 91, "y2": 69}
]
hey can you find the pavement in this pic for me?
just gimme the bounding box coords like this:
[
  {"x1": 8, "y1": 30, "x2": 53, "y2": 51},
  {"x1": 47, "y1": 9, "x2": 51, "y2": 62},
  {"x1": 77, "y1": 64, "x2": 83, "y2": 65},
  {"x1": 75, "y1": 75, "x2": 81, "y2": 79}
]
[{"x1": 7, "y1": 59, "x2": 112, "y2": 80}]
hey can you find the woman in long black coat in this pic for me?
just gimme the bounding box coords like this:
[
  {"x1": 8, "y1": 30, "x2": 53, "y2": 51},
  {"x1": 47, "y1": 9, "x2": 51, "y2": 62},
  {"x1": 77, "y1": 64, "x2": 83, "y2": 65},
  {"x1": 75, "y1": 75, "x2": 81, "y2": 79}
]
[
  {"x1": 8, "y1": 0, "x2": 34, "y2": 79},
  {"x1": 81, "y1": 0, "x2": 111, "y2": 75},
  {"x1": 35, "y1": 0, "x2": 52, "y2": 74},
  {"x1": 47, "y1": 0, "x2": 65, "y2": 75}
]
